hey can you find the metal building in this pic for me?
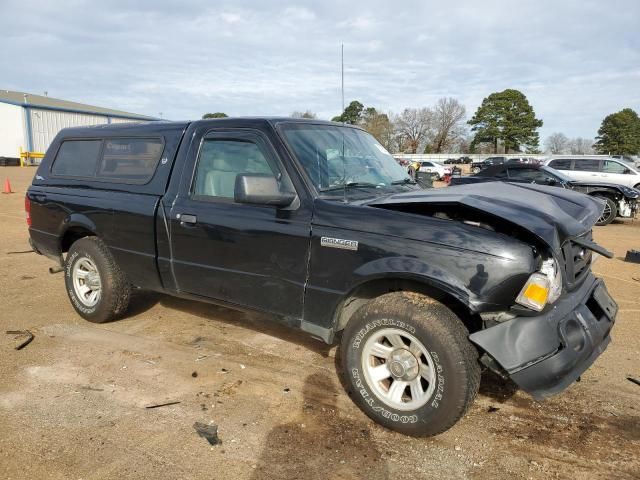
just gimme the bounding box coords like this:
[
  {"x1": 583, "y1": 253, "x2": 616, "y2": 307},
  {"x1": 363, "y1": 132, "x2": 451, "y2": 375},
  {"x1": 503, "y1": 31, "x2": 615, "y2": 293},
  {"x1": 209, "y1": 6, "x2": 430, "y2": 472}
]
[{"x1": 0, "y1": 89, "x2": 156, "y2": 163}]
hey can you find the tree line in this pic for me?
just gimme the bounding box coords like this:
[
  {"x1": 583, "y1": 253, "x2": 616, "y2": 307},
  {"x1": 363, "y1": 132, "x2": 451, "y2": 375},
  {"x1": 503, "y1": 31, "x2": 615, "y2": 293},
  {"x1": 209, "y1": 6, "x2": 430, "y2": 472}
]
[
  {"x1": 202, "y1": 93, "x2": 640, "y2": 156},
  {"x1": 326, "y1": 89, "x2": 543, "y2": 155}
]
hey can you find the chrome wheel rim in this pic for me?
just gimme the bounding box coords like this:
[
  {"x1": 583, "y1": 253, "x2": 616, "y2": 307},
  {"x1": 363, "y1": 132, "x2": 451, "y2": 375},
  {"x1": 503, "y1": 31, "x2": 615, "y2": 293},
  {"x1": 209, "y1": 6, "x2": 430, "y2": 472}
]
[
  {"x1": 598, "y1": 202, "x2": 611, "y2": 224},
  {"x1": 361, "y1": 328, "x2": 437, "y2": 411},
  {"x1": 72, "y1": 257, "x2": 102, "y2": 307}
]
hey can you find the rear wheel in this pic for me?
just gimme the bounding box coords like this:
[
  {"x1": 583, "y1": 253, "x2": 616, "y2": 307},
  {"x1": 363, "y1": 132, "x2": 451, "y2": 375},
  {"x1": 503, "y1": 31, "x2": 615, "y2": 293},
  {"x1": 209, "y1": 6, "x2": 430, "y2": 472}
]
[
  {"x1": 472, "y1": 166, "x2": 481, "y2": 174},
  {"x1": 340, "y1": 292, "x2": 480, "y2": 437},
  {"x1": 594, "y1": 196, "x2": 617, "y2": 226},
  {"x1": 64, "y1": 237, "x2": 131, "y2": 322}
]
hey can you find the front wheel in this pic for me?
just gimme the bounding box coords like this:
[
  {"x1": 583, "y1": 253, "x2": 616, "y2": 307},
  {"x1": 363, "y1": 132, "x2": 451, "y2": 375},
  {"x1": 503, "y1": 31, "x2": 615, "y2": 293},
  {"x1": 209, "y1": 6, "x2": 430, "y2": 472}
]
[
  {"x1": 64, "y1": 237, "x2": 131, "y2": 322},
  {"x1": 594, "y1": 196, "x2": 617, "y2": 226},
  {"x1": 472, "y1": 167, "x2": 481, "y2": 174},
  {"x1": 340, "y1": 292, "x2": 480, "y2": 437}
]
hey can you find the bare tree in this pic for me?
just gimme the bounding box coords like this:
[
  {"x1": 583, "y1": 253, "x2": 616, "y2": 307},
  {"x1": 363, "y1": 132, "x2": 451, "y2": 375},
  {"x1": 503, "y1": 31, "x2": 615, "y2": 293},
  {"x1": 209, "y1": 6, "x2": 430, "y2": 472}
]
[
  {"x1": 452, "y1": 133, "x2": 473, "y2": 154},
  {"x1": 544, "y1": 132, "x2": 570, "y2": 154},
  {"x1": 431, "y1": 98, "x2": 466, "y2": 153},
  {"x1": 569, "y1": 137, "x2": 595, "y2": 155},
  {"x1": 360, "y1": 107, "x2": 395, "y2": 152},
  {"x1": 291, "y1": 110, "x2": 317, "y2": 119},
  {"x1": 394, "y1": 108, "x2": 434, "y2": 153}
]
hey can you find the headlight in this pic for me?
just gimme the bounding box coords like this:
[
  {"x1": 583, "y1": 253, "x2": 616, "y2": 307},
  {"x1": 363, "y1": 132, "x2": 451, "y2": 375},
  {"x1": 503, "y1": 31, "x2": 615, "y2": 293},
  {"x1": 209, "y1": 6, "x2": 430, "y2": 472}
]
[
  {"x1": 540, "y1": 257, "x2": 562, "y2": 304},
  {"x1": 515, "y1": 258, "x2": 562, "y2": 311}
]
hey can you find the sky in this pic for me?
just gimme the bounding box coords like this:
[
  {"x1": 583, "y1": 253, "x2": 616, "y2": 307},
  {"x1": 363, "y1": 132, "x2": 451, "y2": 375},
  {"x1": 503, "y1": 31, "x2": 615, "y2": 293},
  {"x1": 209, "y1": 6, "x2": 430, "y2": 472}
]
[{"x1": 1, "y1": 0, "x2": 639, "y2": 140}]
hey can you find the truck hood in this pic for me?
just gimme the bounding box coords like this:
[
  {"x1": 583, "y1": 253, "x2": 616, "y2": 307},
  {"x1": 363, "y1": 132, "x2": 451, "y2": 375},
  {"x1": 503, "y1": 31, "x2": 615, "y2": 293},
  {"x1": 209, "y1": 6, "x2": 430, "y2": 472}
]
[{"x1": 367, "y1": 182, "x2": 603, "y2": 254}]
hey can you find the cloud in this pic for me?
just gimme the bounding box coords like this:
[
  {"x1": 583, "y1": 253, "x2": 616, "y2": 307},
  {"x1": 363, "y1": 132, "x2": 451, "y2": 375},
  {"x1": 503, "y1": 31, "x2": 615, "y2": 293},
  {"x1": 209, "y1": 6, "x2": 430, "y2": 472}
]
[
  {"x1": 220, "y1": 12, "x2": 243, "y2": 24},
  {"x1": 338, "y1": 15, "x2": 378, "y2": 30},
  {"x1": 0, "y1": 0, "x2": 638, "y2": 139}
]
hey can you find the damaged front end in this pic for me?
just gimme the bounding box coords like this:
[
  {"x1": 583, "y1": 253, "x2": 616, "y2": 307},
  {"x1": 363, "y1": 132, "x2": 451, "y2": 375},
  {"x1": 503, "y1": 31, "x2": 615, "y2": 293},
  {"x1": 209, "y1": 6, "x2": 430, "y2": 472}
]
[
  {"x1": 469, "y1": 228, "x2": 618, "y2": 399},
  {"x1": 367, "y1": 182, "x2": 618, "y2": 399},
  {"x1": 471, "y1": 273, "x2": 617, "y2": 399}
]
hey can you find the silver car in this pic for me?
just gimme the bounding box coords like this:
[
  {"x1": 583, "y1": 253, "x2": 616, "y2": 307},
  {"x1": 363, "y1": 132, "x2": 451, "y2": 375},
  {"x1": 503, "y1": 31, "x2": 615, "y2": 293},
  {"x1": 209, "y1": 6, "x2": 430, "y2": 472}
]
[{"x1": 545, "y1": 156, "x2": 640, "y2": 190}]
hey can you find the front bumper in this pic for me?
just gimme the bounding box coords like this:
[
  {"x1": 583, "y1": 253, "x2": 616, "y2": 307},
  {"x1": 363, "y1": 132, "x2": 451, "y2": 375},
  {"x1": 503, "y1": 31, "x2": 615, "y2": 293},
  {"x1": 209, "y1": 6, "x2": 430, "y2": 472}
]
[{"x1": 469, "y1": 274, "x2": 617, "y2": 400}]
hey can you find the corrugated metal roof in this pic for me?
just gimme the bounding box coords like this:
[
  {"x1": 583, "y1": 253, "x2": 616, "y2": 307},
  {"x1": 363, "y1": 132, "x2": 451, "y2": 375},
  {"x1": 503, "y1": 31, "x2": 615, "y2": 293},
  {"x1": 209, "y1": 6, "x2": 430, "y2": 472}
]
[{"x1": 0, "y1": 89, "x2": 156, "y2": 120}]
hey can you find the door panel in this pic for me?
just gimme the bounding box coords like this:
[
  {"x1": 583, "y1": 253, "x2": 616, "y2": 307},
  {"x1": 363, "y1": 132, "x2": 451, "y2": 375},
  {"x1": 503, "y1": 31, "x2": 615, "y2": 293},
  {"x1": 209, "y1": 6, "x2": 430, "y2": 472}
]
[
  {"x1": 601, "y1": 160, "x2": 637, "y2": 187},
  {"x1": 168, "y1": 130, "x2": 311, "y2": 318}
]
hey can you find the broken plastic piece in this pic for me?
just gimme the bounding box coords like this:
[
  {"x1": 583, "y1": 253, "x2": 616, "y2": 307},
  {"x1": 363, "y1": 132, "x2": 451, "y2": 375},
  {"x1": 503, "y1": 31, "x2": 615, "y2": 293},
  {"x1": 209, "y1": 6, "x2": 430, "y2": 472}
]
[
  {"x1": 624, "y1": 250, "x2": 640, "y2": 264},
  {"x1": 6, "y1": 330, "x2": 34, "y2": 350},
  {"x1": 145, "y1": 401, "x2": 181, "y2": 409},
  {"x1": 627, "y1": 376, "x2": 640, "y2": 387},
  {"x1": 193, "y1": 422, "x2": 221, "y2": 445}
]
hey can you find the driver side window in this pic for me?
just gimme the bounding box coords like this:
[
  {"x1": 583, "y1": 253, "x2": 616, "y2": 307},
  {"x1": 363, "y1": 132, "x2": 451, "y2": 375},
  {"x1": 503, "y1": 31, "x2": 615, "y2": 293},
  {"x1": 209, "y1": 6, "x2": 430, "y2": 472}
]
[{"x1": 193, "y1": 139, "x2": 275, "y2": 199}]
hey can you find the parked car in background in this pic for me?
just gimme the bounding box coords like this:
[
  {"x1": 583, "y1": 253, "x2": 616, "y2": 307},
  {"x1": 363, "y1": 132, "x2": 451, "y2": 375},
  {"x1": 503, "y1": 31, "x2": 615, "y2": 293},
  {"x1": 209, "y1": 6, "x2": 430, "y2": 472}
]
[
  {"x1": 417, "y1": 161, "x2": 450, "y2": 180},
  {"x1": 546, "y1": 156, "x2": 640, "y2": 190},
  {"x1": 470, "y1": 156, "x2": 506, "y2": 173},
  {"x1": 450, "y1": 163, "x2": 639, "y2": 225},
  {"x1": 444, "y1": 156, "x2": 472, "y2": 165}
]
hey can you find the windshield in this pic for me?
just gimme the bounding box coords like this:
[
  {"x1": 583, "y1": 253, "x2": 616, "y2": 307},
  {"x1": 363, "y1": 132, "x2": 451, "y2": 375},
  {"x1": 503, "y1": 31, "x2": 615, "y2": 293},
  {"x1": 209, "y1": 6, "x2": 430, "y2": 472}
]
[
  {"x1": 280, "y1": 123, "x2": 414, "y2": 195},
  {"x1": 541, "y1": 165, "x2": 573, "y2": 182}
]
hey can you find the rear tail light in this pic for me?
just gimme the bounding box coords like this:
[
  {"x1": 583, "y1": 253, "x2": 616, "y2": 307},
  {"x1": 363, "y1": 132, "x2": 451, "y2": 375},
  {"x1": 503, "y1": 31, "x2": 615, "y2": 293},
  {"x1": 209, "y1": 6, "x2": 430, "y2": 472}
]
[{"x1": 25, "y1": 195, "x2": 31, "y2": 226}]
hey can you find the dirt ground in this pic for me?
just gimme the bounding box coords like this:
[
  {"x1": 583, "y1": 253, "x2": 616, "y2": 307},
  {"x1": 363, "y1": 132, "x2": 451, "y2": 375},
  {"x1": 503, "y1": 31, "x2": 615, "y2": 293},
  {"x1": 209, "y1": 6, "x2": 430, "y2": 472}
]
[{"x1": 0, "y1": 166, "x2": 638, "y2": 480}]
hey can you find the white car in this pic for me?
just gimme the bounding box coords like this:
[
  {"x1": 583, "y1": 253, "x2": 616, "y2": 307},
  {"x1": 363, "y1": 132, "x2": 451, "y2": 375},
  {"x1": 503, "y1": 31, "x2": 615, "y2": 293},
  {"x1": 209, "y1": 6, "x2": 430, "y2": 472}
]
[
  {"x1": 418, "y1": 161, "x2": 451, "y2": 180},
  {"x1": 545, "y1": 156, "x2": 640, "y2": 190}
]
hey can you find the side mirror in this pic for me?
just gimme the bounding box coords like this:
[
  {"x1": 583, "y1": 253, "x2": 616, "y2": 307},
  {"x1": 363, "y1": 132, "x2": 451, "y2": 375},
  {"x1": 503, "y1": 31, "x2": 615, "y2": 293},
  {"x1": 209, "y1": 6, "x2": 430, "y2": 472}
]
[
  {"x1": 623, "y1": 168, "x2": 631, "y2": 174},
  {"x1": 545, "y1": 177, "x2": 557, "y2": 186},
  {"x1": 234, "y1": 174, "x2": 295, "y2": 207}
]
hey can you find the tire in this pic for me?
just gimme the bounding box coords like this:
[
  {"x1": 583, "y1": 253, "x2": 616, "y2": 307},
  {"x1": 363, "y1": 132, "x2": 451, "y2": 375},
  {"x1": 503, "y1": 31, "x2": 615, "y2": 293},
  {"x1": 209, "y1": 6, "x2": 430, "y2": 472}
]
[
  {"x1": 64, "y1": 237, "x2": 131, "y2": 323},
  {"x1": 594, "y1": 196, "x2": 617, "y2": 226},
  {"x1": 472, "y1": 167, "x2": 481, "y2": 174},
  {"x1": 340, "y1": 291, "x2": 480, "y2": 437},
  {"x1": 633, "y1": 183, "x2": 640, "y2": 191}
]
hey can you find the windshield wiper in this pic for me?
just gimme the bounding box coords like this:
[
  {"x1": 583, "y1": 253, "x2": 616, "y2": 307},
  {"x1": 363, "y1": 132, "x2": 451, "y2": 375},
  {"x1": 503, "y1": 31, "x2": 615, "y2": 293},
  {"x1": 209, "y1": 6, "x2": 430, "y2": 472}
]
[
  {"x1": 320, "y1": 182, "x2": 382, "y2": 192},
  {"x1": 390, "y1": 178, "x2": 416, "y2": 185}
]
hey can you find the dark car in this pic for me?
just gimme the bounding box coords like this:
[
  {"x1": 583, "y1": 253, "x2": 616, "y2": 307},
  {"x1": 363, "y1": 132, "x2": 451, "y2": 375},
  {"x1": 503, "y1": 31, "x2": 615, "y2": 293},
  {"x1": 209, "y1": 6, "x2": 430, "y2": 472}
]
[
  {"x1": 444, "y1": 156, "x2": 472, "y2": 165},
  {"x1": 450, "y1": 164, "x2": 639, "y2": 225},
  {"x1": 26, "y1": 118, "x2": 617, "y2": 437},
  {"x1": 470, "y1": 156, "x2": 507, "y2": 173}
]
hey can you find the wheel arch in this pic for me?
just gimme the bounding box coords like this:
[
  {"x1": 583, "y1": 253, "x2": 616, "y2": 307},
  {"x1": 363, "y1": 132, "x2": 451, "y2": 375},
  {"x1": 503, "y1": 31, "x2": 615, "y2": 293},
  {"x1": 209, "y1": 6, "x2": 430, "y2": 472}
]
[
  {"x1": 332, "y1": 275, "x2": 481, "y2": 336},
  {"x1": 587, "y1": 190, "x2": 620, "y2": 201},
  {"x1": 59, "y1": 214, "x2": 98, "y2": 253}
]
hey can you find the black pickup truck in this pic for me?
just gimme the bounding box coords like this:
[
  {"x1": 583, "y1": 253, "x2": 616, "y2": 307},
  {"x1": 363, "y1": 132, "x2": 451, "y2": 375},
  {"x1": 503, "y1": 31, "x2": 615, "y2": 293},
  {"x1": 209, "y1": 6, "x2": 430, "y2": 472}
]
[{"x1": 27, "y1": 118, "x2": 618, "y2": 437}]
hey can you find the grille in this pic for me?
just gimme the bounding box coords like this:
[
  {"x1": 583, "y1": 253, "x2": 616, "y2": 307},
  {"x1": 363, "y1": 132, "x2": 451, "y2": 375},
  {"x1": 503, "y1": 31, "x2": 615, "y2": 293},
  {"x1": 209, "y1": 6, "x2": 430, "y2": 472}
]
[{"x1": 562, "y1": 231, "x2": 593, "y2": 288}]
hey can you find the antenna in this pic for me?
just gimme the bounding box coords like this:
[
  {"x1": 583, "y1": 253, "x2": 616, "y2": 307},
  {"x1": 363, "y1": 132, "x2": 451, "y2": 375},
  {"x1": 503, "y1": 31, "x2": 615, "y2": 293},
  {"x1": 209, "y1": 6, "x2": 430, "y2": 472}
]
[{"x1": 341, "y1": 43, "x2": 344, "y2": 113}]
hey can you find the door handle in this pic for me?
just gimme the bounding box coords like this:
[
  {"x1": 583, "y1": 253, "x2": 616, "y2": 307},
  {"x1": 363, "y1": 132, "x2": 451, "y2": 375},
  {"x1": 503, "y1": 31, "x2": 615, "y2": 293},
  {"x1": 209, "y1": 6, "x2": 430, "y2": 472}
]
[{"x1": 177, "y1": 213, "x2": 197, "y2": 225}]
